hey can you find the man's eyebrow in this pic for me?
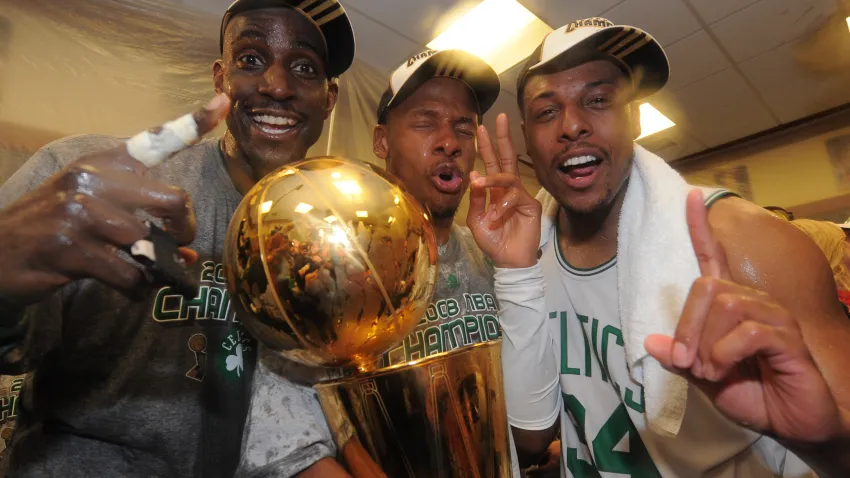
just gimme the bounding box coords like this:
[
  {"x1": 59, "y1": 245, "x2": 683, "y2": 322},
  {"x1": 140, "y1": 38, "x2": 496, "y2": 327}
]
[
  {"x1": 410, "y1": 108, "x2": 439, "y2": 119},
  {"x1": 231, "y1": 28, "x2": 266, "y2": 46},
  {"x1": 290, "y1": 40, "x2": 323, "y2": 57},
  {"x1": 230, "y1": 31, "x2": 323, "y2": 58},
  {"x1": 584, "y1": 78, "x2": 617, "y2": 90},
  {"x1": 529, "y1": 90, "x2": 556, "y2": 104}
]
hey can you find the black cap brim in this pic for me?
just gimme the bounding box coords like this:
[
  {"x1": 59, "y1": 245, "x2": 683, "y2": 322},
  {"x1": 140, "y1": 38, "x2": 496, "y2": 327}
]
[
  {"x1": 220, "y1": 0, "x2": 355, "y2": 78},
  {"x1": 377, "y1": 50, "x2": 500, "y2": 124}
]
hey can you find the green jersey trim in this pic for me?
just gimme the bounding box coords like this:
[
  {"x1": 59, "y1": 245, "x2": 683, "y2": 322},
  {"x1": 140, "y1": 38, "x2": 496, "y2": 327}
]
[
  {"x1": 551, "y1": 189, "x2": 735, "y2": 278},
  {"x1": 554, "y1": 214, "x2": 617, "y2": 277},
  {"x1": 703, "y1": 188, "x2": 738, "y2": 208}
]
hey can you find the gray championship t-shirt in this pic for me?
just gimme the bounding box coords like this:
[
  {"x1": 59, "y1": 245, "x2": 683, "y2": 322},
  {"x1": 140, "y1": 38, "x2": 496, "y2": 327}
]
[
  {"x1": 381, "y1": 225, "x2": 501, "y2": 366},
  {"x1": 0, "y1": 136, "x2": 334, "y2": 477}
]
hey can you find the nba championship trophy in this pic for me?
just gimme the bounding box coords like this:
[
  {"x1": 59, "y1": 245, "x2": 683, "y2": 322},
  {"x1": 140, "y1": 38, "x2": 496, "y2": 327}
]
[{"x1": 224, "y1": 157, "x2": 512, "y2": 477}]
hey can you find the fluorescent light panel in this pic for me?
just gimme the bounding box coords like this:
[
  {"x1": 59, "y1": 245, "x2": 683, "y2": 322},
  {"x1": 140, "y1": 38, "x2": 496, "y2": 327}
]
[
  {"x1": 636, "y1": 103, "x2": 675, "y2": 140},
  {"x1": 426, "y1": 0, "x2": 552, "y2": 74},
  {"x1": 294, "y1": 202, "x2": 314, "y2": 214}
]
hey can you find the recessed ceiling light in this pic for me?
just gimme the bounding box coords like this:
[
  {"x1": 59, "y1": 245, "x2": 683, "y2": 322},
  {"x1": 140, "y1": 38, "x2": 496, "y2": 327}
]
[
  {"x1": 846, "y1": 16, "x2": 850, "y2": 32},
  {"x1": 636, "y1": 103, "x2": 675, "y2": 140},
  {"x1": 356, "y1": 211, "x2": 368, "y2": 218},
  {"x1": 427, "y1": 0, "x2": 552, "y2": 74},
  {"x1": 260, "y1": 201, "x2": 272, "y2": 214}
]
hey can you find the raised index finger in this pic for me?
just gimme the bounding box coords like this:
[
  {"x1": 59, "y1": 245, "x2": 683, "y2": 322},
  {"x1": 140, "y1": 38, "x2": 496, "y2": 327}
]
[
  {"x1": 495, "y1": 113, "x2": 519, "y2": 176},
  {"x1": 687, "y1": 189, "x2": 731, "y2": 280},
  {"x1": 85, "y1": 94, "x2": 231, "y2": 175}
]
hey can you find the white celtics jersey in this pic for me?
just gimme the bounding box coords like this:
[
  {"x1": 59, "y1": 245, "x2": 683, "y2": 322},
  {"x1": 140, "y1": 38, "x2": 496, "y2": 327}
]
[{"x1": 540, "y1": 198, "x2": 814, "y2": 477}]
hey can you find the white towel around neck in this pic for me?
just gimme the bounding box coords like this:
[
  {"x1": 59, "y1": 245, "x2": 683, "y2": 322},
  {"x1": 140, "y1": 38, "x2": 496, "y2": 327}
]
[{"x1": 536, "y1": 145, "x2": 726, "y2": 437}]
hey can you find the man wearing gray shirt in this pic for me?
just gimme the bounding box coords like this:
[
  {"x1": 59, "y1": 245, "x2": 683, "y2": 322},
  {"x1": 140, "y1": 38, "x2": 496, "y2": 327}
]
[
  {"x1": 0, "y1": 0, "x2": 355, "y2": 475},
  {"x1": 359, "y1": 49, "x2": 524, "y2": 478},
  {"x1": 372, "y1": 49, "x2": 502, "y2": 366}
]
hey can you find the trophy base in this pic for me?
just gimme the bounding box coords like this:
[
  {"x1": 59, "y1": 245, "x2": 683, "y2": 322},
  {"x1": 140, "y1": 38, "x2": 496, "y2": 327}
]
[{"x1": 315, "y1": 340, "x2": 512, "y2": 477}]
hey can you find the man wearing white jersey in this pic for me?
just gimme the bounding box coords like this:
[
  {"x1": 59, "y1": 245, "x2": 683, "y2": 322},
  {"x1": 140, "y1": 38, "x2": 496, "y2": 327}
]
[{"x1": 467, "y1": 17, "x2": 850, "y2": 477}]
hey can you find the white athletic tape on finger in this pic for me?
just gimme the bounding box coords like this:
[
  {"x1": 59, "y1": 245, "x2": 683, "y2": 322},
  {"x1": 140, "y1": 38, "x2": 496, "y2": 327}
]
[{"x1": 126, "y1": 113, "x2": 200, "y2": 168}]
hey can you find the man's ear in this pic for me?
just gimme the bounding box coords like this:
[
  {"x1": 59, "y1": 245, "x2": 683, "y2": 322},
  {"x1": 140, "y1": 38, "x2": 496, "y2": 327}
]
[
  {"x1": 324, "y1": 80, "x2": 340, "y2": 119},
  {"x1": 373, "y1": 124, "x2": 389, "y2": 161},
  {"x1": 213, "y1": 59, "x2": 225, "y2": 94},
  {"x1": 629, "y1": 102, "x2": 642, "y2": 140}
]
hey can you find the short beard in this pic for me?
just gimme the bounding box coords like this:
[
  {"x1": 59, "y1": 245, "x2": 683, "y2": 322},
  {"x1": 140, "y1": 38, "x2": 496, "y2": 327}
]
[
  {"x1": 429, "y1": 205, "x2": 458, "y2": 222},
  {"x1": 562, "y1": 189, "x2": 614, "y2": 217}
]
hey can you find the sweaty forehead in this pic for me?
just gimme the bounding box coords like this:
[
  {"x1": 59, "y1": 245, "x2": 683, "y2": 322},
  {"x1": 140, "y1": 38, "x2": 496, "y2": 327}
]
[
  {"x1": 224, "y1": 8, "x2": 325, "y2": 55},
  {"x1": 523, "y1": 60, "x2": 628, "y2": 103}
]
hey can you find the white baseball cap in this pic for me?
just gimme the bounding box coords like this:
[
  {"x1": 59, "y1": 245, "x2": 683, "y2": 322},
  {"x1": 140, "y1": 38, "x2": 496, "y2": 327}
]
[
  {"x1": 220, "y1": 0, "x2": 356, "y2": 78},
  {"x1": 377, "y1": 49, "x2": 500, "y2": 124},
  {"x1": 517, "y1": 17, "x2": 669, "y2": 100}
]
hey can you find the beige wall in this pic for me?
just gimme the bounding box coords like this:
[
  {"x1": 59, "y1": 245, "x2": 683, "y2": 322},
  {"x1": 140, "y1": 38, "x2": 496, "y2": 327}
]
[{"x1": 675, "y1": 122, "x2": 850, "y2": 218}]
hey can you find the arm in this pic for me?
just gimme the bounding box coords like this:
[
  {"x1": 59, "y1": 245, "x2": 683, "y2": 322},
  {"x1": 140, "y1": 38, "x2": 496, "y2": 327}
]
[
  {"x1": 495, "y1": 265, "x2": 561, "y2": 462},
  {"x1": 340, "y1": 439, "x2": 386, "y2": 478},
  {"x1": 466, "y1": 114, "x2": 558, "y2": 462},
  {"x1": 709, "y1": 197, "x2": 850, "y2": 474},
  {"x1": 0, "y1": 99, "x2": 228, "y2": 374}
]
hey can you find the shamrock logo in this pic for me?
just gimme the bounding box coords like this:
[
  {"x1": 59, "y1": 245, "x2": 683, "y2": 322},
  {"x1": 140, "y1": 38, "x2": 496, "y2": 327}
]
[
  {"x1": 446, "y1": 273, "x2": 459, "y2": 290},
  {"x1": 225, "y1": 343, "x2": 244, "y2": 377}
]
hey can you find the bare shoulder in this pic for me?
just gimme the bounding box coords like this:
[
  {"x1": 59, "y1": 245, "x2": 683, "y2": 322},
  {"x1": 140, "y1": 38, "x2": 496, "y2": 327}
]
[
  {"x1": 707, "y1": 196, "x2": 827, "y2": 267},
  {"x1": 706, "y1": 196, "x2": 845, "y2": 325}
]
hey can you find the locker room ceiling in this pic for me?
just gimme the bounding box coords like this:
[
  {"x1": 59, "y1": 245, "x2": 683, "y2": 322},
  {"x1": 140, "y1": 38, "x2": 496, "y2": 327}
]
[{"x1": 2, "y1": 0, "x2": 849, "y2": 175}]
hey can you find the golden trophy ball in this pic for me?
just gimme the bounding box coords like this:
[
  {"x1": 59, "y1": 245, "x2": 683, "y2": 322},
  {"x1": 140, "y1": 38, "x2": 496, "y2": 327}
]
[
  {"x1": 224, "y1": 157, "x2": 512, "y2": 477},
  {"x1": 223, "y1": 156, "x2": 438, "y2": 370}
]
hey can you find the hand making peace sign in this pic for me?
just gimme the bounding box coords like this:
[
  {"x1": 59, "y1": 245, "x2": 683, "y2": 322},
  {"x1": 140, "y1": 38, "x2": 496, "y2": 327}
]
[{"x1": 467, "y1": 114, "x2": 542, "y2": 269}]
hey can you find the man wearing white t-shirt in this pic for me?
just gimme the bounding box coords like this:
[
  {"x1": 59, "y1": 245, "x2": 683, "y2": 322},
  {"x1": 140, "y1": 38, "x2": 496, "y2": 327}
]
[{"x1": 467, "y1": 17, "x2": 850, "y2": 477}]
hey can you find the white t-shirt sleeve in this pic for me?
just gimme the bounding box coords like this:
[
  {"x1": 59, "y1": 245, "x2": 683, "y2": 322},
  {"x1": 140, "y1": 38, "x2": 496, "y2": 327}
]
[{"x1": 495, "y1": 264, "x2": 561, "y2": 430}]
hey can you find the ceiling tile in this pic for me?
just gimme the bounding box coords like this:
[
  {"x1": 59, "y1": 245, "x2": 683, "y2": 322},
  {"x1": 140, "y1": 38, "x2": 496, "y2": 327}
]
[
  {"x1": 498, "y1": 61, "x2": 526, "y2": 101},
  {"x1": 603, "y1": 0, "x2": 700, "y2": 46},
  {"x1": 663, "y1": 68, "x2": 778, "y2": 147},
  {"x1": 710, "y1": 0, "x2": 835, "y2": 63},
  {"x1": 344, "y1": 0, "x2": 469, "y2": 46},
  {"x1": 344, "y1": 7, "x2": 423, "y2": 73},
  {"x1": 686, "y1": 0, "x2": 758, "y2": 25},
  {"x1": 481, "y1": 91, "x2": 527, "y2": 155},
  {"x1": 521, "y1": 0, "x2": 623, "y2": 28},
  {"x1": 740, "y1": 41, "x2": 850, "y2": 124},
  {"x1": 663, "y1": 29, "x2": 730, "y2": 91}
]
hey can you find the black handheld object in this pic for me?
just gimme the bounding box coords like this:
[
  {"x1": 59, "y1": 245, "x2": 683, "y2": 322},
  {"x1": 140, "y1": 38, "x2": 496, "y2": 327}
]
[{"x1": 127, "y1": 222, "x2": 199, "y2": 299}]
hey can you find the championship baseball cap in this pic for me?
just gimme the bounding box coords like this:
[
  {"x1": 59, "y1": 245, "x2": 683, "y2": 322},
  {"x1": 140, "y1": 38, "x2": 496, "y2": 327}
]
[
  {"x1": 220, "y1": 0, "x2": 356, "y2": 78},
  {"x1": 376, "y1": 49, "x2": 501, "y2": 124},
  {"x1": 517, "y1": 17, "x2": 669, "y2": 101}
]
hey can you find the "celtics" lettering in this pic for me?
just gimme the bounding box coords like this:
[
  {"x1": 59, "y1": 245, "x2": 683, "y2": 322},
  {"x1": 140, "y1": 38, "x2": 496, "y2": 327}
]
[{"x1": 551, "y1": 310, "x2": 645, "y2": 413}]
